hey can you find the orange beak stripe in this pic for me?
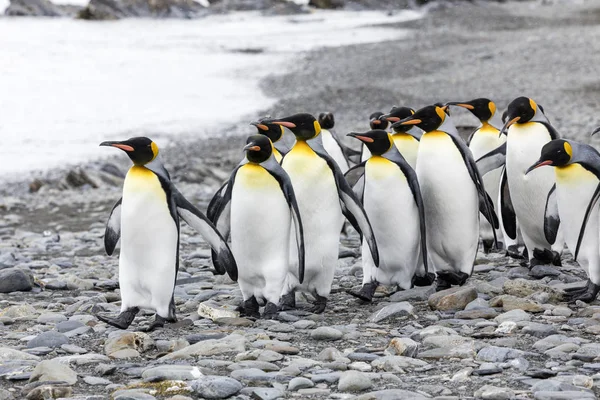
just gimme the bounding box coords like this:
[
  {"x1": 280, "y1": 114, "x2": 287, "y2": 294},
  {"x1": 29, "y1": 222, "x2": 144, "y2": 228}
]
[
  {"x1": 400, "y1": 119, "x2": 422, "y2": 125},
  {"x1": 112, "y1": 144, "x2": 134, "y2": 152},
  {"x1": 272, "y1": 121, "x2": 296, "y2": 129},
  {"x1": 354, "y1": 135, "x2": 374, "y2": 143}
]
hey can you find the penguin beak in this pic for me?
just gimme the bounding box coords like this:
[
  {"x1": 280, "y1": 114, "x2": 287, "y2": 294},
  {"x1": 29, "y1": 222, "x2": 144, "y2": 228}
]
[
  {"x1": 262, "y1": 119, "x2": 296, "y2": 129},
  {"x1": 526, "y1": 159, "x2": 553, "y2": 174},
  {"x1": 380, "y1": 114, "x2": 400, "y2": 123},
  {"x1": 591, "y1": 126, "x2": 600, "y2": 136},
  {"x1": 250, "y1": 121, "x2": 269, "y2": 131},
  {"x1": 396, "y1": 118, "x2": 422, "y2": 126},
  {"x1": 446, "y1": 102, "x2": 474, "y2": 110},
  {"x1": 243, "y1": 143, "x2": 261, "y2": 152},
  {"x1": 499, "y1": 116, "x2": 520, "y2": 137},
  {"x1": 370, "y1": 118, "x2": 381, "y2": 125},
  {"x1": 347, "y1": 133, "x2": 374, "y2": 143},
  {"x1": 99, "y1": 141, "x2": 134, "y2": 152}
]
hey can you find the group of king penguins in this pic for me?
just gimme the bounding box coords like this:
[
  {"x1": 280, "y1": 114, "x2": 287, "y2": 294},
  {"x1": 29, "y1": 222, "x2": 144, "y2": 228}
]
[{"x1": 95, "y1": 96, "x2": 600, "y2": 331}]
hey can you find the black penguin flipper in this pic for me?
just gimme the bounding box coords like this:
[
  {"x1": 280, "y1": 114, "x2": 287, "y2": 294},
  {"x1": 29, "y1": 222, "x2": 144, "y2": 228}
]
[
  {"x1": 449, "y1": 135, "x2": 499, "y2": 247},
  {"x1": 208, "y1": 169, "x2": 236, "y2": 276},
  {"x1": 575, "y1": 182, "x2": 600, "y2": 261},
  {"x1": 344, "y1": 162, "x2": 366, "y2": 202},
  {"x1": 539, "y1": 121, "x2": 561, "y2": 140},
  {"x1": 475, "y1": 142, "x2": 506, "y2": 176},
  {"x1": 466, "y1": 128, "x2": 477, "y2": 147},
  {"x1": 264, "y1": 159, "x2": 306, "y2": 284},
  {"x1": 500, "y1": 167, "x2": 517, "y2": 240},
  {"x1": 104, "y1": 198, "x2": 122, "y2": 256},
  {"x1": 207, "y1": 181, "x2": 228, "y2": 222},
  {"x1": 544, "y1": 184, "x2": 560, "y2": 245},
  {"x1": 310, "y1": 144, "x2": 379, "y2": 267},
  {"x1": 174, "y1": 187, "x2": 238, "y2": 282}
]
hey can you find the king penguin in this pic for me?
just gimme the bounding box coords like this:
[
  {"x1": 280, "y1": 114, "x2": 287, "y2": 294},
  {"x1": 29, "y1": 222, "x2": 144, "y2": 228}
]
[
  {"x1": 528, "y1": 138, "x2": 600, "y2": 302},
  {"x1": 397, "y1": 105, "x2": 498, "y2": 290},
  {"x1": 210, "y1": 135, "x2": 305, "y2": 318},
  {"x1": 318, "y1": 112, "x2": 351, "y2": 174},
  {"x1": 98, "y1": 137, "x2": 237, "y2": 331},
  {"x1": 380, "y1": 106, "x2": 422, "y2": 170},
  {"x1": 345, "y1": 129, "x2": 434, "y2": 301},
  {"x1": 261, "y1": 113, "x2": 380, "y2": 313},
  {"x1": 479, "y1": 97, "x2": 564, "y2": 267},
  {"x1": 360, "y1": 112, "x2": 390, "y2": 162},
  {"x1": 447, "y1": 98, "x2": 508, "y2": 253}
]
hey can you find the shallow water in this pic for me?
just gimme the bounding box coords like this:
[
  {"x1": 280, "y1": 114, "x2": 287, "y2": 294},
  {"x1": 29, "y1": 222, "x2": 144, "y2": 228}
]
[{"x1": 0, "y1": 9, "x2": 421, "y2": 177}]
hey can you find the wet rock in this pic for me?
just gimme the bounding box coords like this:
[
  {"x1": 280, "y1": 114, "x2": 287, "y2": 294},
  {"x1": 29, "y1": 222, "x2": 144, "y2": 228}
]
[
  {"x1": 428, "y1": 286, "x2": 477, "y2": 311},
  {"x1": 338, "y1": 370, "x2": 372, "y2": 392},
  {"x1": 310, "y1": 327, "x2": 343, "y2": 341},
  {"x1": 27, "y1": 331, "x2": 69, "y2": 348},
  {"x1": 0, "y1": 269, "x2": 33, "y2": 293},
  {"x1": 29, "y1": 359, "x2": 77, "y2": 385},
  {"x1": 191, "y1": 376, "x2": 242, "y2": 399},
  {"x1": 161, "y1": 334, "x2": 246, "y2": 360}
]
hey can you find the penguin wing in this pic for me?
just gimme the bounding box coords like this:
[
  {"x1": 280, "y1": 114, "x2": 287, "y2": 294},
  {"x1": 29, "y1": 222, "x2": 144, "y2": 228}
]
[
  {"x1": 475, "y1": 142, "x2": 506, "y2": 176},
  {"x1": 499, "y1": 167, "x2": 517, "y2": 240},
  {"x1": 575, "y1": 182, "x2": 600, "y2": 261},
  {"x1": 544, "y1": 184, "x2": 561, "y2": 245},
  {"x1": 207, "y1": 181, "x2": 228, "y2": 222},
  {"x1": 344, "y1": 162, "x2": 366, "y2": 201},
  {"x1": 310, "y1": 145, "x2": 379, "y2": 267},
  {"x1": 104, "y1": 198, "x2": 122, "y2": 256},
  {"x1": 330, "y1": 129, "x2": 357, "y2": 166},
  {"x1": 539, "y1": 121, "x2": 560, "y2": 140},
  {"x1": 449, "y1": 136, "x2": 500, "y2": 235},
  {"x1": 263, "y1": 161, "x2": 306, "y2": 284},
  {"x1": 174, "y1": 188, "x2": 238, "y2": 282}
]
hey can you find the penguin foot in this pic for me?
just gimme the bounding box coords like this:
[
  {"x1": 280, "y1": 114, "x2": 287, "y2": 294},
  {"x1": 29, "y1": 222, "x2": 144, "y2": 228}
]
[
  {"x1": 96, "y1": 307, "x2": 139, "y2": 330},
  {"x1": 280, "y1": 292, "x2": 296, "y2": 311},
  {"x1": 243, "y1": 297, "x2": 260, "y2": 319},
  {"x1": 551, "y1": 251, "x2": 562, "y2": 267},
  {"x1": 436, "y1": 271, "x2": 469, "y2": 286},
  {"x1": 564, "y1": 280, "x2": 600, "y2": 303},
  {"x1": 309, "y1": 295, "x2": 327, "y2": 314},
  {"x1": 531, "y1": 248, "x2": 561, "y2": 268},
  {"x1": 347, "y1": 281, "x2": 378, "y2": 302},
  {"x1": 412, "y1": 273, "x2": 436, "y2": 287},
  {"x1": 142, "y1": 315, "x2": 169, "y2": 332},
  {"x1": 482, "y1": 239, "x2": 495, "y2": 254},
  {"x1": 262, "y1": 302, "x2": 279, "y2": 320},
  {"x1": 506, "y1": 245, "x2": 525, "y2": 260}
]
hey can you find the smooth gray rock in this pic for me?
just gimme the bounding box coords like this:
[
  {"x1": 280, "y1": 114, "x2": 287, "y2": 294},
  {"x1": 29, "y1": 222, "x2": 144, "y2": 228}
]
[
  {"x1": 56, "y1": 320, "x2": 85, "y2": 333},
  {"x1": 474, "y1": 385, "x2": 516, "y2": 400},
  {"x1": 251, "y1": 388, "x2": 284, "y2": 400},
  {"x1": 351, "y1": 389, "x2": 429, "y2": 400},
  {"x1": 477, "y1": 346, "x2": 525, "y2": 362},
  {"x1": 494, "y1": 309, "x2": 532, "y2": 323},
  {"x1": 78, "y1": 0, "x2": 207, "y2": 20},
  {"x1": 522, "y1": 322, "x2": 557, "y2": 338},
  {"x1": 472, "y1": 362, "x2": 503, "y2": 376},
  {"x1": 191, "y1": 376, "x2": 242, "y2": 399},
  {"x1": 288, "y1": 377, "x2": 314, "y2": 391},
  {"x1": 142, "y1": 365, "x2": 203, "y2": 382},
  {"x1": 83, "y1": 376, "x2": 112, "y2": 385},
  {"x1": 0, "y1": 268, "x2": 33, "y2": 293},
  {"x1": 310, "y1": 327, "x2": 343, "y2": 341},
  {"x1": 369, "y1": 302, "x2": 414, "y2": 323},
  {"x1": 29, "y1": 359, "x2": 77, "y2": 385},
  {"x1": 388, "y1": 286, "x2": 434, "y2": 302},
  {"x1": 338, "y1": 370, "x2": 372, "y2": 392},
  {"x1": 534, "y1": 392, "x2": 595, "y2": 400},
  {"x1": 27, "y1": 331, "x2": 68, "y2": 349}
]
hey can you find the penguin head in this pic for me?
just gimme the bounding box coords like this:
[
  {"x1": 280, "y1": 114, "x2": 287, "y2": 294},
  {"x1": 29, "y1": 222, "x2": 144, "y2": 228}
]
[
  {"x1": 394, "y1": 104, "x2": 448, "y2": 133},
  {"x1": 500, "y1": 97, "x2": 546, "y2": 136},
  {"x1": 243, "y1": 134, "x2": 273, "y2": 164},
  {"x1": 263, "y1": 113, "x2": 320, "y2": 141},
  {"x1": 434, "y1": 102, "x2": 451, "y2": 116},
  {"x1": 447, "y1": 98, "x2": 496, "y2": 122},
  {"x1": 347, "y1": 130, "x2": 392, "y2": 156},
  {"x1": 100, "y1": 137, "x2": 158, "y2": 166},
  {"x1": 369, "y1": 112, "x2": 389, "y2": 130},
  {"x1": 318, "y1": 112, "x2": 335, "y2": 130},
  {"x1": 526, "y1": 139, "x2": 572, "y2": 174},
  {"x1": 250, "y1": 119, "x2": 285, "y2": 143},
  {"x1": 381, "y1": 106, "x2": 415, "y2": 133}
]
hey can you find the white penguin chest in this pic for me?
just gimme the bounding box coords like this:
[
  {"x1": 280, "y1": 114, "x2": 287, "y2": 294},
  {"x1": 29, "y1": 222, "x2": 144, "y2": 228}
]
[
  {"x1": 392, "y1": 134, "x2": 419, "y2": 170},
  {"x1": 321, "y1": 130, "x2": 349, "y2": 173}
]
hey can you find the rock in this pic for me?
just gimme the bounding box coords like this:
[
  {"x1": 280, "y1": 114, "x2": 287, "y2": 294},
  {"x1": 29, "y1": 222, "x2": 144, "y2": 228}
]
[
  {"x1": 490, "y1": 295, "x2": 544, "y2": 312},
  {"x1": 310, "y1": 327, "x2": 343, "y2": 341},
  {"x1": 78, "y1": 0, "x2": 207, "y2": 20},
  {"x1": 104, "y1": 331, "x2": 154, "y2": 357},
  {"x1": 477, "y1": 346, "x2": 525, "y2": 362},
  {"x1": 371, "y1": 356, "x2": 429, "y2": 372},
  {"x1": 534, "y1": 392, "x2": 595, "y2": 399},
  {"x1": 455, "y1": 308, "x2": 499, "y2": 319},
  {"x1": 369, "y1": 302, "x2": 414, "y2": 322},
  {"x1": 27, "y1": 331, "x2": 69, "y2": 348},
  {"x1": 83, "y1": 376, "x2": 112, "y2": 385},
  {"x1": 0, "y1": 347, "x2": 40, "y2": 362},
  {"x1": 197, "y1": 300, "x2": 239, "y2": 321},
  {"x1": 288, "y1": 377, "x2": 314, "y2": 391},
  {"x1": 474, "y1": 385, "x2": 515, "y2": 400},
  {"x1": 388, "y1": 286, "x2": 435, "y2": 302},
  {"x1": 384, "y1": 337, "x2": 419, "y2": 357},
  {"x1": 494, "y1": 309, "x2": 532, "y2": 323},
  {"x1": 292, "y1": 320, "x2": 316, "y2": 329},
  {"x1": 337, "y1": 370, "x2": 372, "y2": 392},
  {"x1": 0, "y1": 304, "x2": 37, "y2": 319},
  {"x1": 417, "y1": 344, "x2": 475, "y2": 360},
  {"x1": 0, "y1": 269, "x2": 33, "y2": 293},
  {"x1": 161, "y1": 334, "x2": 246, "y2": 360},
  {"x1": 29, "y1": 359, "x2": 77, "y2": 385},
  {"x1": 36, "y1": 313, "x2": 67, "y2": 324},
  {"x1": 191, "y1": 376, "x2": 242, "y2": 399},
  {"x1": 530, "y1": 265, "x2": 561, "y2": 278},
  {"x1": 308, "y1": 0, "x2": 344, "y2": 9},
  {"x1": 351, "y1": 389, "x2": 429, "y2": 400},
  {"x1": 317, "y1": 347, "x2": 344, "y2": 361},
  {"x1": 56, "y1": 320, "x2": 85, "y2": 333},
  {"x1": 25, "y1": 385, "x2": 72, "y2": 400},
  {"x1": 465, "y1": 297, "x2": 490, "y2": 310},
  {"x1": 503, "y1": 278, "x2": 562, "y2": 302},
  {"x1": 5, "y1": 0, "x2": 81, "y2": 16},
  {"x1": 522, "y1": 322, "x2": 557, "y2": 338},
  {"x1": 251, "y1": 388, "x2": 284, "y2": 400},
  {"x1": 142, "y1": 365, "x2": 203, "y2": 382},
  {"x1": 428, "y1": 286, "x2": 477, "y2": 311},
  {"x1": 495, "y1": 321, "x2": 518, "y2": 334},
  {"x1": 533, "y1": 335, "x2": 586, "y2": 352},
  {"x1": 472, "y1": 362, "x2": 502, "y2": 376},
  {"x1": 416, "y1": 325, "x2": 458, "y2": 339}
]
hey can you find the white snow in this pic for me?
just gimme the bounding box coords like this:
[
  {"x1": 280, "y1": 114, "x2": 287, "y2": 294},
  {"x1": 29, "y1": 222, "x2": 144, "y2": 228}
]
[{"x1": 0, "y1": 9, "x2": 422, "y2": 177}]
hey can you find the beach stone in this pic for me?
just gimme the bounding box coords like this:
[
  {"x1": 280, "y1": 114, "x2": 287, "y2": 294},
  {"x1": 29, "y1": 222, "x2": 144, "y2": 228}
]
[
  {"x1": 27, "y1": 331, "x2": 68, "y2": 348},
  {"x1": 338, "y1": 370, "x2": 372, "y2": 392},
  {"x1": 161, "y1": 334, "x2": 246, "y2": 360},
  {"x1": 0, "y1": 304, "x2": 37, "y2": 319},
  {"x1": 155, "y1": 339, "x2": 189, "y2": 353},
  {"x1": 477, "y1": 346, "x2": 525, "y2": 362},
  {"x1": 288, "y1": 377, "x2": 314, "y2": 391},
  {"x1": 503, "y1": 278, "x2": 562, "y2": 302},
  {"x1": 416, "y1": 325, "x2": 458, "y2": 339},
  {"x1": 83, "y1": 376, "x2": 112, "y2": 385},
  {"x1": 474, "y1": 385, "x2": 515, "y2": 400},
  {"x1": 473, "y1": 362, "x2": 502, "y2": 376},
  {"x1": 56, "y1": 320, "x2": 85, "y2": 333},
  {"x1": 494, "y1": 309, "x2": 531, "y2": 323},
  {"x1": 36, "y1": 313, "x2": 67, "y2": 324},
  {"x1": 197, "y1": 300, "x2": 239, "y2": 321},
  {"x1": 534, "y1": 392, "x2": 595, "y2": 399},
  {"x1": 522, "y1": 322, "x2": 557, "y2": 338},
  {"x1": 371, "y1": 356, "x2": 428, "y2": 372},
  {"x1": 465, "y1": 297, "x2": 490, "y2": 310},
  {"x1": 29, "y1": 359, "x2": 77, "y2": 385},
  {"x1": 369, "y1": 302, "x2": 414, "y2": 322},
  {"x1": 428, "y1": 286, "x2": 477, "y2": 311},
  {"x1": 104, "y1": 331, "x2": 154, "y2": 357},
  {"x1": 251, "y1": 388, "x2": 284, "y2": 400},
  {"x1": 0, "y1": 347, "x2": 40, "y2": 362},
  {"x1": 384, "y1": 337, "x2": 419, "y2": 357},
  {"x1": 191, "y1": 376, "x2": 242, "y2": 399},
  {"x1": 389, "y1": 286, "x2": 435, "y2": 302},
  {"x1": 317, "y1": 347, "x2": 344, "y2": 361},
  {"x1": 455, "y1": 308, "x2": 499, "y2": 319},
  {"x1": 0, "y1": 269, "x2": 33, "y2": 293},
  {"x1": 292, "y1": 320, "x2": 316, "y2": 329},
  {"x1": 0, "y1": 389, "x2": 13, "y2": 400},
  {"x1": 349, "y1": 361, "x2": 372, "y2": 372},
  {"x1": 490, "y1": 295, "x2": 544, "y2": 312},
  {"x1": 142, "y1": 365, "x2": 203, "y2": 381},
  {"x1": 310, "y1": 327, "x2": 343, "y2": 341},
  {"x1": 352, "y1": 389, "x2": 429, "y2": 400},
  {"x1": 418, "y1": 344, "x2": 476, "y2": 360},
  {"x1": 25, "y1": 385, "x2": 72, "y2": 400},
  {"x1": 533, "y1": 335, "x2": 586, "y2": 352}
]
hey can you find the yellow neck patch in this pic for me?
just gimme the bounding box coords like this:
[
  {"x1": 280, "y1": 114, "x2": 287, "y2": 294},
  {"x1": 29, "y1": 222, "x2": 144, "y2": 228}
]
[
  {"x1": 151, "y1": 142, "x2": 159, "y2": 162},
  {"x1": 564, "y1": 141, "x2": 572, "y2": 158},
  {"x1": 488, "y1": 102, "x2": 496, "y2": 118},
  {"x1": 529, "y1": 98, "x2": 537, "y2": 113},
  {"x1": 435, "y1": 107, "x2": 446, "y2": 121},
  {"x1": 313, "y1": 121, "x2": 322, "y2": 137}
]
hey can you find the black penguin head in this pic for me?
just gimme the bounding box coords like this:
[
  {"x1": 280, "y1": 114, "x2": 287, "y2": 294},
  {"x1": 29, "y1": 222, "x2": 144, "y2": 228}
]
[
  {"x1": 447, "y1": 98, "x2": 496, "y2": 122},
  {"x1": 250, "y1": 119, "x2": 285, "y2": 143},
  {"x1": 369, "y1": 112, "x2": 389, "y2": 130},
  {"x1": 500, "y1": 96, "x2": 539, "y2": 136},
  {"x1": 100, "y1": 136, "x2": 158, "y2": 166},
  {"x1": 318, "y1": 112, "x2": 335, "y2": 130},
  {"x1": 347, "y1": 130, "x2": 392, "y2": 156},
  {"x1": 263, "y1": 113, "x2": 320, "y2": 141},
  {"x1": 526, "y1": 139, "x2": 572, "y2": 174},
  {"x1": 381, "y1": 106, "x2": 415, "y2": 133},
  {"x1": 394, "y1": 105, "x2": 447, "y2": 133},
  {"x1": 434, "y1": 102, "x2": 451, "y2": 116},
  {"x1": 244, "y1": 134, "x2": 273, "y2": 164}
]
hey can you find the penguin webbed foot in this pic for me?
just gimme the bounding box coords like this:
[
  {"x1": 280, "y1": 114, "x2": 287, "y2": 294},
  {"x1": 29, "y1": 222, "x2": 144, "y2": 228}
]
[
  {"x1": 309, "y1": 295, "x2": 327, "y2": 314},
  {"x1": 564, "y1": 280, "x2": 600, "y2": 304},
  {"x1": 531, "y1": 248, "x2": 562, "y2": 268},
  {"x1": 506, "y1": 245, "x2": 525, "y2": 260},
  {"x1": 436, "y1": 271, "x2": 469, "y2": 286},
  {"x1": 347, "y1": 281, "x2": 378, "y2": 302},
  {"x1": 280, "y1": 292, "x2": 296, "y2": 311},
  {"x1": 482, "y1": 239, "x2": 496, "y2": 254},
  {"x1": 141, "y1": 314, "x2": 171, "y2": 332},
  {"x1": 242, "y1": 297, "x2": 260, "y2": 319},
  {"x1": 96, "y1": 307, "x2": 139, "y2": 330},
  {"x1": 262, "y1": 302, "x2": 279, "y2": 320},
  {"x1": 412, "y1": 273, "x2": 436, "y2": 288}
]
